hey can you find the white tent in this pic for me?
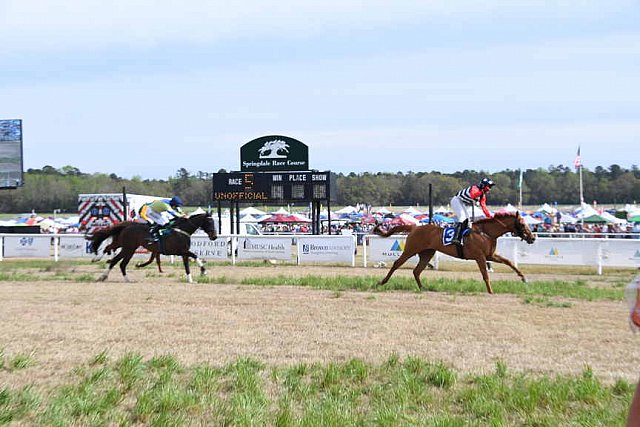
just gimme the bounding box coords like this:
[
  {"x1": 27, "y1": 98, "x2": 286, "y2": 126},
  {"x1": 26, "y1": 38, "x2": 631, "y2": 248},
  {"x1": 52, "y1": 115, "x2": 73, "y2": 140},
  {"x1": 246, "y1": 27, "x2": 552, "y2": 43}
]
[
  {"x1": 319, "y1": 210, "x2": 339, "y2": 219},
  {"x1": 600, "y1": 211, "x2": 627, "y2": 224},
  {"x1": 502, "y1": 203, "x2": 519, "y2": 213},
  {"x1": 372, "y1": 206, "x2": 392, "y2": 214},
  {"x1": 536, "y1": 203, "x2": 556, "y2": 214},
  {"x1": 402, "y1": 206, "x2": 423, "y2": 215},
  {"x1": 557, "y1": 212, "x2": 577, "y2": 224},
  {"x1": 523, "y1": 215, "x2": 542, "y2": 225},
  {"x1": 272, "y1": 207, "x2": 290, "y2": 214},
  {"x1": 336, "y1": 205, "x2": 358, "y2": 214},
  {"x1": 240, "y1": 214, "x2": 261, "y2": 223},
  {"x1": 434, "y1": 205, "x2": 450, "y2": 213},
  {"x1": 575, "y1": 204, "x2": 599, "y2": 219},
  {"x1": 240, "y1": 206, "x2": 267, "y2": 216}
]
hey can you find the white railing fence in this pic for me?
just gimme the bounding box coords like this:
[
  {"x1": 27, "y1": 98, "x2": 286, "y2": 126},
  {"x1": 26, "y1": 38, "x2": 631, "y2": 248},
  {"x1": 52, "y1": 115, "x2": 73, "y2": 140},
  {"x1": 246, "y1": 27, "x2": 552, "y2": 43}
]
[{"x1": 1, "y1": 233, "x2": 638, "y2": 274}]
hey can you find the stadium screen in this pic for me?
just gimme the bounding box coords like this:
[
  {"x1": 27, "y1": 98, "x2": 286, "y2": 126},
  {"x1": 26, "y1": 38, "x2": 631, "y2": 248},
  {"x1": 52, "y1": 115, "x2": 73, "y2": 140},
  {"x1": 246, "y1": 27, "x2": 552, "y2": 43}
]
[{"x1": 0, "y1": 119, "x2": 24, "y2": 188}]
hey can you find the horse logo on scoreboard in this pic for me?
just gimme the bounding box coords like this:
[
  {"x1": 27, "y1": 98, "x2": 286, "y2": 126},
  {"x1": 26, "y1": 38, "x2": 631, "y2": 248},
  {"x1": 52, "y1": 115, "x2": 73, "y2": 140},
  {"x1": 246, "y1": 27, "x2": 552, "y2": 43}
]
[{"x1": 258, "y1": 139, "x2": 290, "y2": 159}]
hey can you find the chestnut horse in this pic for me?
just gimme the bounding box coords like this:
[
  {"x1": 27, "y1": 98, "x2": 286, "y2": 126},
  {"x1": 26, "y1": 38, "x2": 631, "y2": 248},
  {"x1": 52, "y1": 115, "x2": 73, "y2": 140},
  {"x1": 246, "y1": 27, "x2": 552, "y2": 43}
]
[
  {"x1": 373, "y1": 212, "x2": 536, "y2": 294},
  {"x1": 86, "y1": 213, "x2": 217, "y2": 283}
]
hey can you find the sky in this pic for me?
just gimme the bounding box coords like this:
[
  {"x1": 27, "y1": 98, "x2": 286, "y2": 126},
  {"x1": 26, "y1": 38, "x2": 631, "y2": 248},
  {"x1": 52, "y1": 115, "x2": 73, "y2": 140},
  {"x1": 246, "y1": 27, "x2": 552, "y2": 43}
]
[{"x1": 1, "y1": 0, "x2": 639, "y2": 180}]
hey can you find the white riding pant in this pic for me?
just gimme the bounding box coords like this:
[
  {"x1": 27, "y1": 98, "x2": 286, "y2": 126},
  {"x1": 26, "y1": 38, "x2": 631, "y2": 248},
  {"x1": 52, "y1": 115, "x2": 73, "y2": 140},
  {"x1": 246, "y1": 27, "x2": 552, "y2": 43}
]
[
  {"x1": 450, "y1": 196, "x2": 471, "y2": 223},
  {"x1": 146, "y1": 209, "x2": 170, "y2": 226}
]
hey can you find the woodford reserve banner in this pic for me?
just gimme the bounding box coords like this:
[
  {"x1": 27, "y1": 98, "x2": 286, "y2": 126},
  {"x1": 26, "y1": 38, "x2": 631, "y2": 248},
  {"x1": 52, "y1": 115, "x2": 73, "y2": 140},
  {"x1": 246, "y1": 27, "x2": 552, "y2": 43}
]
[{"x1": 240, "y1": 135, "x2": 309, "y2": 172}]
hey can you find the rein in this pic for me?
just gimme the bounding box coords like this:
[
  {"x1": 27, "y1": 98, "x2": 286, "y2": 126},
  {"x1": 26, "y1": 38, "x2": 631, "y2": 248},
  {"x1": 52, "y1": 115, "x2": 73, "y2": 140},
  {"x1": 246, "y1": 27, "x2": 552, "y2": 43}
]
[
  {"x1": 490, "y1": 215, "x2": 524, "y2": 240},
  {"x1": 172, "y1": 214, "x2": 214, "y2": 237},
  {"x1": 173, "y1": 227, "x2": 191, "y2": 238}
]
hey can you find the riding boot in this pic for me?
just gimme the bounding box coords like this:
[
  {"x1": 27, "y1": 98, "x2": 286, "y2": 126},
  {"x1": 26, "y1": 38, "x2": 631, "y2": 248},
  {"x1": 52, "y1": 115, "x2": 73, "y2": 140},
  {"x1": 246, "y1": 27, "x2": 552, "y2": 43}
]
[
  {"x1": 147, "y1": 224, "x2": 160, "y2": 241},
  {"x1": 451, "y1": 222, "x2": 463, "y2": 245},
  {"x1": 452, "y1": 219, "x2": 468, "y2": 246}
]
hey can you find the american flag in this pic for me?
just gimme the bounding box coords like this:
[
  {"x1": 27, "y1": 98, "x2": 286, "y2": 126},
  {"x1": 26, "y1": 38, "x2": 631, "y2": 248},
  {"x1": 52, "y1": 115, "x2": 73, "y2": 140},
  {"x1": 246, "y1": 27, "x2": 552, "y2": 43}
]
[{"x1": 573, "y1": 146, "x2": 582, "y2": 169}]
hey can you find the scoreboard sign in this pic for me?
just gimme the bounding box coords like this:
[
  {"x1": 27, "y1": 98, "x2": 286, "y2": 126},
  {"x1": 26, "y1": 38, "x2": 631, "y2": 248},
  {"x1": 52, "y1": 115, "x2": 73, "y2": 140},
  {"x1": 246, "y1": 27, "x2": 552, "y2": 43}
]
[{"x1": 213, "y1": 171, "x2": 335, "y2": 202}]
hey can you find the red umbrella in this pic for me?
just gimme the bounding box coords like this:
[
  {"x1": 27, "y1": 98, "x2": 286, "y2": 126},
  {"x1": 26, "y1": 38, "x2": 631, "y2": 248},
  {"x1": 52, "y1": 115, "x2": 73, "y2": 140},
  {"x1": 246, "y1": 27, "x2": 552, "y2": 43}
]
[{"x1": 389, "y1": 214, "x2": 419, "y2": 226}]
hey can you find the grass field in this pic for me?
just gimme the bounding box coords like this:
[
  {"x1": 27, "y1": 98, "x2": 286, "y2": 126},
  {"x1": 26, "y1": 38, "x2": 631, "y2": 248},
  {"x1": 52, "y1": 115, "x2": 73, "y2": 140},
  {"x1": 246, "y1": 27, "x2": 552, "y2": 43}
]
[{"x1": 0, "y1": 260, "x2": 638, "y2": 425}]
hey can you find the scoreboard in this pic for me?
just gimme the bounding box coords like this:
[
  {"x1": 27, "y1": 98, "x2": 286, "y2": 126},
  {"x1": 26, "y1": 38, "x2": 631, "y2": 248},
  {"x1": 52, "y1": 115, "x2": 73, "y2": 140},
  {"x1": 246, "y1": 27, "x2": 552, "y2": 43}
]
[{"x1": 212, "y1": 171, "x2": 335, "y2": 202}]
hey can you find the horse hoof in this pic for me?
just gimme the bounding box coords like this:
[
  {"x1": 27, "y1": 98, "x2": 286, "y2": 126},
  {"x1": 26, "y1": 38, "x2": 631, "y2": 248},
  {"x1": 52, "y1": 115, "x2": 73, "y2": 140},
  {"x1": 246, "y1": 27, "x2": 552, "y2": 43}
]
[{"x1": 522, "y1": 277, "x2": 528, "y2": 283}]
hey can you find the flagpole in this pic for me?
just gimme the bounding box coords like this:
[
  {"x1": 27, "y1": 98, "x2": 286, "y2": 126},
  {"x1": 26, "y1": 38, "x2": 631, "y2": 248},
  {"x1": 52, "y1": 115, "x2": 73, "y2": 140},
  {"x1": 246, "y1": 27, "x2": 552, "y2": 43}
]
[
  {"x1": 579, "y1": 164, "x2": 584, "y2": 206},
  {"x1": 518, "y1": 169, "x2": 523, "y2": 211},
  {"x1": 574, "y1": 146, "x2": 584, "y2": 230},
  {"x1": 518, "y1": 169, "x2": 522, "y2": 211},
  {"x1": 579, "y1": 163, "x2": 584, "y2": 229}
]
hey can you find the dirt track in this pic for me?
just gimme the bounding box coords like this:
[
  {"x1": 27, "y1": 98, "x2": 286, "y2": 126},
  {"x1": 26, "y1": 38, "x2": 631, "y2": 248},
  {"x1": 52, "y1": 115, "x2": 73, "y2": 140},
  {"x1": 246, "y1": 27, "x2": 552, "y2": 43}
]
[{"x1": 1, "y1": 264, "x2": 639, "y2": 390}]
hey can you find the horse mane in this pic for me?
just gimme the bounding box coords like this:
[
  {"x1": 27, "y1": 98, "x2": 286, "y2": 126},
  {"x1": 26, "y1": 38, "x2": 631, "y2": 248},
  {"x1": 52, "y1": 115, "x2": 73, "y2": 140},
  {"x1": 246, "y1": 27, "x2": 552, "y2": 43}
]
[{"x1": 474, "y1": 212, "x2": 518, "y2": 225}]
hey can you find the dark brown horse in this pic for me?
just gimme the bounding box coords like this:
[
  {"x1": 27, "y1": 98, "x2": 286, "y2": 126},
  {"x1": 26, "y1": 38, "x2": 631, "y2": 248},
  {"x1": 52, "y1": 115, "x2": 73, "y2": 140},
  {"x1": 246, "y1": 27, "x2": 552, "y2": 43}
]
[
  {"x1": 89, "y1": 223, "x2": 164, "y2": 272},
  {"x1": 86, "y1": 213, "x2": 217, "y2": 283},
  {"x1": 373, "y1": 212, "x2": 536, "y2": 294}
]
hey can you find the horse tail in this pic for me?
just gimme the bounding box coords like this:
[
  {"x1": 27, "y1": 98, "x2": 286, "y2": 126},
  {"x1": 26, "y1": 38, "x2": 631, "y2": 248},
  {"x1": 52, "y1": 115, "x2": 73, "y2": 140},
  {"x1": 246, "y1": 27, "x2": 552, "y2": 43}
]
[
  {"x1": 372, "y1": 224, "x2": 416, "y2": 237},
  {"x1": 85, "y1": 222, "x2": 135, "y2": 254}
]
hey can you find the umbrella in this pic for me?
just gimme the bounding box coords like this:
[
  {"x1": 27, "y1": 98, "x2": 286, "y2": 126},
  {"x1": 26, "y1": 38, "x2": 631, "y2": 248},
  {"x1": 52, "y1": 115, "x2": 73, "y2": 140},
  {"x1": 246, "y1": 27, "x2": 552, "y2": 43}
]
[
  {"x1": 289, "y1": 213, "x2": 312, "y2": 223},
  {"x1": 259, "y1": 214, "x2": 310, "y2": 223},
  {"x1": 360, "y1": 214, "x2": 378, "y2": 224},
  {"x1": 433, "y1": 214, "x2": 455, "y2": 223},
  {"x1": 389, "y1": 214, "x2": 419, "y2": 226}
]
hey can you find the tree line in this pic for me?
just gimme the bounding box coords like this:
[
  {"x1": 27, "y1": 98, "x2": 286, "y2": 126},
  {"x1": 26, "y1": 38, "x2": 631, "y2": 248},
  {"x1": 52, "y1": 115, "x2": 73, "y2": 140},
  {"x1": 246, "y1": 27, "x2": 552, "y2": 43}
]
[{"x1": 0, "y1": 164, "x2": 638, "y2": 214}]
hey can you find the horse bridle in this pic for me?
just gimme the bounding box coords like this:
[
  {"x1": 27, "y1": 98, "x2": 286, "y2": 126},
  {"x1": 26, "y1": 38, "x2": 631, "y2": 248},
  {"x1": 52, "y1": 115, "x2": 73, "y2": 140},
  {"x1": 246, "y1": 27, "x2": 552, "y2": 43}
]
[
  {"x1": 173, "y1": 215, "x2": 215, "y2": 237},
  {"x1": 513, "y1": 217, "x2": 525, "y2": 238},
  {"x1": 493, "y1": 215, "x2": 527, "y2": 240}
]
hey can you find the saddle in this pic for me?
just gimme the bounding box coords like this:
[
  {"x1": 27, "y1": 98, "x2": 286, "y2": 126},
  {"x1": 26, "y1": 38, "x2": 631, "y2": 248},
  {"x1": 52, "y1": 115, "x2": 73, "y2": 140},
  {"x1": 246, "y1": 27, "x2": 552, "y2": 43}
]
[
  {"x1": 147, "y1": 223, "x2": 174, "y2": 243},
  {"x1": 442, "y1": 226, "x2": 471, "y2": 246},
  {"x1": 442, "y1": 226, "x2": 471, "y2": 258}
]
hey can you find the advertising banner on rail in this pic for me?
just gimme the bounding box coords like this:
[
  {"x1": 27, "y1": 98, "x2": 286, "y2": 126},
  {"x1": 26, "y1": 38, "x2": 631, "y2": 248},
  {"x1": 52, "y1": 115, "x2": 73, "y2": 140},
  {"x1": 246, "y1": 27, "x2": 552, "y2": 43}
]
[
  {"x1": 58, "y1": 236, "x2": 94, "y2": 258},
  {"x1": 598, "y1": 240, "x2": 640, "y2": 268},
  {"x1": 296, "y1": 235, "x2": 355, "y2": 264},
  {"x1": 3, "y1": 235, "x2": 49, "y2": 257},
  {"x1": 237, "y1": 236, "x2": 292, "y2": 260},
  {"x1": 190, "y1": 236, "x2": 229, "y2": 259},
  {"x1": 367, "y1": 235, "x2": 418, "y2": 264}
]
